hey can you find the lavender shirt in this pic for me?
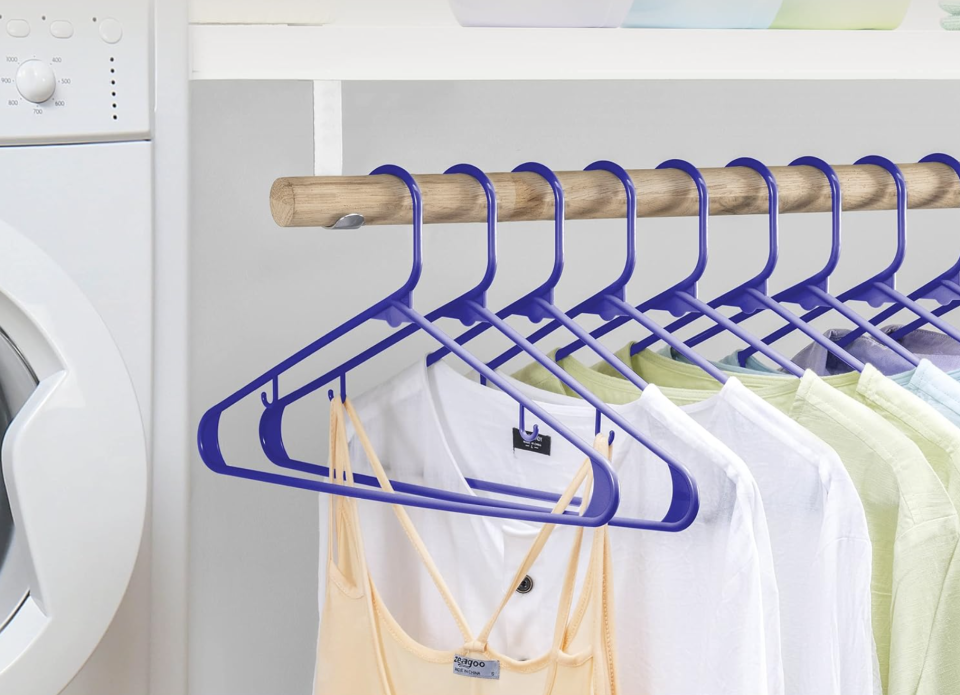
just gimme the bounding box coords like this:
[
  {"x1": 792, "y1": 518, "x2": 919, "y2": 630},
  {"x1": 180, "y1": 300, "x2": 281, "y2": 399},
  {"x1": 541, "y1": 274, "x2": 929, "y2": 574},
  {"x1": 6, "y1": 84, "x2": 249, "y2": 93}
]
[{"x1": 790, "y1": 326, "x2": 960, "y2": 377}]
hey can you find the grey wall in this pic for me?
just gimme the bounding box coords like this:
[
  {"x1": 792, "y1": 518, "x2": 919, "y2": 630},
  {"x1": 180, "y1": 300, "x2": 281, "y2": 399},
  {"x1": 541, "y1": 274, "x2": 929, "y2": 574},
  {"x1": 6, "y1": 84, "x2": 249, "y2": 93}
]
[
  {"x1": 189, "y1": 81, "x2": 320, "y2": 695},
  {"x1": 189, "y1": 79, "x2": 960, "y2": 695}
]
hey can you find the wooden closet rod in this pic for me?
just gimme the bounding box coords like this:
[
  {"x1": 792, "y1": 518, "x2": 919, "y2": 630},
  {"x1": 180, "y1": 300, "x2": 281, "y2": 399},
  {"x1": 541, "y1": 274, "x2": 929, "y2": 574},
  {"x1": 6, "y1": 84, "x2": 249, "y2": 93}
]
[{"x1": 270, "y1": 162, "x2": 960, "y2": 228}]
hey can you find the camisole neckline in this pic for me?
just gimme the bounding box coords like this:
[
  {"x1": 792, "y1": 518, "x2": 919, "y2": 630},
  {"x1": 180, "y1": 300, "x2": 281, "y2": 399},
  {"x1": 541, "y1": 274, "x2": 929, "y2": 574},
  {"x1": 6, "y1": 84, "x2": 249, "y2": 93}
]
[{"x1": 325, "y1": 396, "x2": 614, "y2": 676}]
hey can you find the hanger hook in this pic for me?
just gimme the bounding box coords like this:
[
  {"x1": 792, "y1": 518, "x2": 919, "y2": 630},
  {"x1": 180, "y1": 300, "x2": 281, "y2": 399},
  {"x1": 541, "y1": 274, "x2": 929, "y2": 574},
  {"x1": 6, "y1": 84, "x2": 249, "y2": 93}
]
[
  {"x1": 920, "y1": 153, "x2": 960, "y2": 282},
  {"x1": 584, "y1": 161, "x2": 637, "y2": 300},
  {"x1": 790, "y1": 157, "x2": 841, "y2": 287},
  {"x1": 518, "y1": 404, "x2": 539, "y2": 442},
  {"x1": 657, "y1": 159, "x2": 709, "y2": 288},
  {"x1": 369, "y1": 164, "x2": 424, "y2": 326},
  {"x1": 512, "y1": 162, "x2": 565, "y2": 296},
  {"x1": 593, "y1": 410, "x2": 615, "y2": 445},
  {"x1": 854, "y1": 155, "x2": 907, "y2": 288},
  {"x1": 727, "y1": 157, "x2": 779, "y2": 288},
  {"x1": 260, "y1": 376, "x2": 279, "y2": 408},
  {"x1": 443, "y1": 163, "x2": 498, "y2": 305},
  {"x1": 424, "y1": 164, "x2": 499, "y2": 371},
  {"x1": 920, "y1": 153, "x2": 960, "y2": 179}
]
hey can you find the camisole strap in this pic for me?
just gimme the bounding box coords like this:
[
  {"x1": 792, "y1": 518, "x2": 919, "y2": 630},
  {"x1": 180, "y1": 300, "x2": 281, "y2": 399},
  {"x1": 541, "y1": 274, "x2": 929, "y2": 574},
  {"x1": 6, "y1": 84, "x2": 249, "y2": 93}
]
[
  {"x1": 327, "y1": 398, "x2": 368, "y2": 582},
  {"x1": 327, "y1": 400, "x2": 395, "y2": 695},
  {"x1": 550, "y1": 437, "x2": 614, "y2": 694},
  {"x1": 474, "y1": 434, "x2": 610, "y2": 665},
  {"x1": 557, "y1": 446, "x2": 618, "y2": 693},
  {"x1": 340, "y1": 397, "x2": 477, "y2": 644}
]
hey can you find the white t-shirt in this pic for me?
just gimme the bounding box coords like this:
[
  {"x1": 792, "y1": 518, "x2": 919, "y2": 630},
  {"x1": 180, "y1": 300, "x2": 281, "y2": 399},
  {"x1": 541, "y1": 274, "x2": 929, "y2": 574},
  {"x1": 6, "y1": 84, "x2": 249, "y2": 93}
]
[
  {"x1": 318, "y1": 361, "x2": 783, "y2": 695},
  {"x1": 509, "y1": 357, "x2": 877, "y2": 695}
]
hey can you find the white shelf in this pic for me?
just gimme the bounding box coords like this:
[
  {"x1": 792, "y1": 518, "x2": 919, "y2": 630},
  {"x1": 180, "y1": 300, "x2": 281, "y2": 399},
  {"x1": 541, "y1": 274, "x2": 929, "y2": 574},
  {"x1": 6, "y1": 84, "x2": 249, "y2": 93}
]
[{"x1": 189, "y1": 24, "x2": 960, "y2": 81}]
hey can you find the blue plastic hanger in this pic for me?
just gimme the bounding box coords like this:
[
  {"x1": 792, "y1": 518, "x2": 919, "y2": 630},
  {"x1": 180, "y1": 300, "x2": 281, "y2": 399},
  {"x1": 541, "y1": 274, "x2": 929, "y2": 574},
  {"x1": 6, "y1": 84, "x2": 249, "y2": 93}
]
[
  {"x1": 256, "y1": 164, "x2": 579, "y2": 508},
  {"x1": 428, "y1": 162, "x2": 702, "y2": 531},
  {"x1": 832, "y1": 154, "x2": 960, "y2": 344},
  {"x1": 743, "y1": 156, "x2": 930, "y2": 367},
  {"x1": 201, "y1": 164, "x2": 704, "y2": 531},
  {"x1": 274, "y1": 163, "x2": 700, "y2": 531},
  {"x1": 200, "y1": 164, "x2": 623, "y2": 527},
  {"x1": 427, "y1": 163, "x2": 646, "y2": 403},
  {"x1": 427, "y1": 162, "x2": 651, "y2": 389},
  {"x1": 678, "y1": 158, "x2": 865, "y2": 371},
  {"x1": 559, "y1": 159, "x2": 803, "y2": 376},
  {"x1": 480, "y1": 161, "x2": 727, "y2": 384}
]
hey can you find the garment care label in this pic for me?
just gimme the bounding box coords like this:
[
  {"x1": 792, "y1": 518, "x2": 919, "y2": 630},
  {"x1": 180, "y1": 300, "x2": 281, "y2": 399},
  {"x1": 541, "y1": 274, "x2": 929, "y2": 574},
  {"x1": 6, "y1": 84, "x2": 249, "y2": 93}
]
[
  {"x1": 453, "y1": 655, "x2": 500, "y2": 680},
  {"x1": 512, "y1": 428, "x2": 552, "y2": 456}
]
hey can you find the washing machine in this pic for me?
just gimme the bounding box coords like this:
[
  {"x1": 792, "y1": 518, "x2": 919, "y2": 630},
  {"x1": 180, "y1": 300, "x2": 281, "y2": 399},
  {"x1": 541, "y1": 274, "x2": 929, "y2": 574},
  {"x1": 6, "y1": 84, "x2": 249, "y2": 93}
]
[{"x1": 0, "y1": 1, "x2": 151, "y2": 693}]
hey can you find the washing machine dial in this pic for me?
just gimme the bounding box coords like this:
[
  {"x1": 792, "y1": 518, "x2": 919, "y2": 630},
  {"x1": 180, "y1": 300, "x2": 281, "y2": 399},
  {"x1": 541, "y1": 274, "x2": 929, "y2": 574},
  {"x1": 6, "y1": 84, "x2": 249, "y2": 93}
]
[{"x1": 16, "y1": 60, "x2": 57, "y2": 104}]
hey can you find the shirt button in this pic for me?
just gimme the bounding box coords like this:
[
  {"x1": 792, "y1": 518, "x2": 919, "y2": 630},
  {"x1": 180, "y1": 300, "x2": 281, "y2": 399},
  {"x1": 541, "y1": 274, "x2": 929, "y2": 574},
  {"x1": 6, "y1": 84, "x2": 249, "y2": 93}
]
[{"x1": 516, "y1": 575, "x2": 534, "y2": 594}]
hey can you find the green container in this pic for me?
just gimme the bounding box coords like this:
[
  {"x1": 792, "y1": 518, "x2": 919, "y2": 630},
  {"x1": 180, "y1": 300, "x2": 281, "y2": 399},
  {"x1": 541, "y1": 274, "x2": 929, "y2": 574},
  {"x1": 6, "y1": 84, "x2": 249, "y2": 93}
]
[{"x1": 772, "y1": 0, "x2": 910, "y2": 29}]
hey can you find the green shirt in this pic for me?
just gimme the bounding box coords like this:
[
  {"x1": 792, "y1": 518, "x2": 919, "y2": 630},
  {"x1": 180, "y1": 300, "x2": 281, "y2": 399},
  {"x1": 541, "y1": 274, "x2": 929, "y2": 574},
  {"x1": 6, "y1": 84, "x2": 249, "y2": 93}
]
[{"x1": 717, "y1": 352, "x2": 960, "y2": 518}]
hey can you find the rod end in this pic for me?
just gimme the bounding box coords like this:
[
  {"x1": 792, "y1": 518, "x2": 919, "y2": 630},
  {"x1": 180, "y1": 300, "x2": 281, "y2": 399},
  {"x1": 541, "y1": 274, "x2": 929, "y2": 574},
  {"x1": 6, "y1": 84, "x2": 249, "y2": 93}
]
[{"x1": 270, "y1": 178, "x2": 298, "y2": 227}]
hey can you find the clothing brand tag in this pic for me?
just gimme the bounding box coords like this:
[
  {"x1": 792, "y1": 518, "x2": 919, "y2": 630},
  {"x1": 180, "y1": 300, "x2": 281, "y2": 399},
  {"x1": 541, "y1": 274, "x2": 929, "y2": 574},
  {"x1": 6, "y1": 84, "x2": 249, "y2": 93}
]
[
  {"x1": 512, "y1": 428, "x2": 552, "y2": 456},
  {"x1": 453, "y1": 655, "x2": 500, "y2": 680}
]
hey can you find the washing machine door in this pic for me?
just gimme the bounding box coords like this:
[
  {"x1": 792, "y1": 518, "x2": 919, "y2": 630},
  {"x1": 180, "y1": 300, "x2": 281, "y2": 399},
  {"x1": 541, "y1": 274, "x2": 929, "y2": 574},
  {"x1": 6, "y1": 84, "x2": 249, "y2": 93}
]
[{"x1": 0, "y1": 218, "x2": 147, "y2": 695}]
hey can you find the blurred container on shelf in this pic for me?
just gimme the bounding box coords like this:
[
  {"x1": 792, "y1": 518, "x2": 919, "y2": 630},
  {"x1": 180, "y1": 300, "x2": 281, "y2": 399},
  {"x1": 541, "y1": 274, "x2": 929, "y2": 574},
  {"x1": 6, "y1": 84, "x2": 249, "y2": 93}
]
[
  {"x1": 940, "y1": 0, "x2": 960, "y2": 13},
  {"x1": 448, "y1": 0, "x2": 632, "y2": 27},
  {"x1": 621, "y1": 0, "x2": 783, "y2": 28},
  {"x1": 942, "y1": 0, "x2": 960, "y2": 29},
  {"x1": 772, "y1": 0, "x2": 911, "y2": 29}
]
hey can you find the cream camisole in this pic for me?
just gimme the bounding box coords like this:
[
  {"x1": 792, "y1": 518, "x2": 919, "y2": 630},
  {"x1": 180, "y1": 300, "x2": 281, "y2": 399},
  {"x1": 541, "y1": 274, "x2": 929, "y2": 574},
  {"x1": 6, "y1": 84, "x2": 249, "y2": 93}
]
[{"x1": 314, "y1": 397, "x2": 618, "y2": 695}]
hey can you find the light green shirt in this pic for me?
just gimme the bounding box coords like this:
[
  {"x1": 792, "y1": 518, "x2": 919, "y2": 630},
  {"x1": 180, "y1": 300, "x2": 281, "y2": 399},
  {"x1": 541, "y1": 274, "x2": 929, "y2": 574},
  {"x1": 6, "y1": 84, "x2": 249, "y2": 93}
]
[
  {"x1": 717, "y1": 352, "x2": 960, "y2": 517},
  {"x1": 722, "y1": 349, "x2": 960, "y2": 428},
  {"x1": 644, "y1": 347, "x2": 960, "y2": 695}
]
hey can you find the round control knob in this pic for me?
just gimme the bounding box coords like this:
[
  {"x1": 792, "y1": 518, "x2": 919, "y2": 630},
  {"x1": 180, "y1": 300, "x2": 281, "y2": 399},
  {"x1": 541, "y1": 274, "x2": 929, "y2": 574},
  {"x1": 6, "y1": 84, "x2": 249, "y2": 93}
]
[{"x1": 16, "y1": 60, "x2": 56, "y2": 104}]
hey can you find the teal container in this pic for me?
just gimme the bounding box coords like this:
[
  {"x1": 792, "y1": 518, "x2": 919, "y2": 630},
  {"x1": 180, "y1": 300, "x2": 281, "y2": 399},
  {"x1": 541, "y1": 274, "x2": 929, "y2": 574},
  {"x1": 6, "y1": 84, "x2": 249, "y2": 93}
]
[{"x1": 622, "y1": 0, "x2": 784, "y2": 28}]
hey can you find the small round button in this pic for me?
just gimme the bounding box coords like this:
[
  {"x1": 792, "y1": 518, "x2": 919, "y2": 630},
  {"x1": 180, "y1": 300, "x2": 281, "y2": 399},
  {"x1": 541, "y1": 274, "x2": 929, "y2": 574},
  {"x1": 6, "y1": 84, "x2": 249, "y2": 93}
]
[
  {"x1": 16, "y1": 60, "x2": 56, "y2": 104},
  {"x1": 516, "y1": 575, "x2": 534, "y2": 594},
  {"x1": 98, "y1": 17, "x2": 122, "y2": 44}
]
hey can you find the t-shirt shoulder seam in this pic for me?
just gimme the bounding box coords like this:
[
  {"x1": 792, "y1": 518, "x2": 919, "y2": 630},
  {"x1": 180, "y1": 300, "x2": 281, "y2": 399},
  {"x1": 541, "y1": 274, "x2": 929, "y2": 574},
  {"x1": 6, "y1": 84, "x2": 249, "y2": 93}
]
[
  {"x1": 862, "y1": 386, "x2": 960, "y2": 459},
  {"x1": 896, "y1": 512, "x2": 960, "y2": 543}
]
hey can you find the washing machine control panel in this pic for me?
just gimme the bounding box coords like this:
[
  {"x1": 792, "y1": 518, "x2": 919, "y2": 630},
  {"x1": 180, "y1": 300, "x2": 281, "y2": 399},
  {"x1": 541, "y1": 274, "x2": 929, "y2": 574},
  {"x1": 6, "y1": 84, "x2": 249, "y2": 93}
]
[{"x1": 0, "y1": 1, "x2": 149, "y2": 145}]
